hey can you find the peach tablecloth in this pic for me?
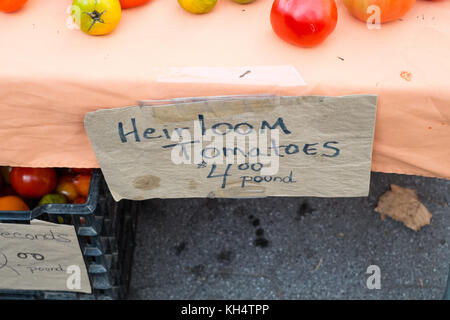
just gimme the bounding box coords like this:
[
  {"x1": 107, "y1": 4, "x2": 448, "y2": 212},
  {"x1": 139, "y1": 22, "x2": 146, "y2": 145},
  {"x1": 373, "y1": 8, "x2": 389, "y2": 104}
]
[{"x1": 0, "y1": 0, "x2": 449, "y2": 179}]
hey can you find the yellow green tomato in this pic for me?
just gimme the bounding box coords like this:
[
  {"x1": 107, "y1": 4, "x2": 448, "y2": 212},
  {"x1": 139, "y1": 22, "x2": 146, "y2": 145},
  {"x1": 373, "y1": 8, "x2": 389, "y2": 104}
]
[
  {"x1": 38, "y1": 194, "x2": 68, "y2": 206},
  {"x1": 178, "y1": 0, "x2": 218, "y2": 14},
  {"x1": 71, "y1": 0, "x2": 122, "y2": 36}
]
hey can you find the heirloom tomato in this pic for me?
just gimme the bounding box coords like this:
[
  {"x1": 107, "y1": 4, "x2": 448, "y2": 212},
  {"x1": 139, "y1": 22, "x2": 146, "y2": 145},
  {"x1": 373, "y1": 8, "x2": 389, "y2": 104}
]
[
  {"x1": 119, "y1": 0, "x2": 150, "y2": 9},
  {"x1": 0, "y1": 0, "x2": 27, "y2": 13},
  {"x1": 71, "y1": 0, "x2": 121, "y2": 36},
  {"x1": 343, "y1": 0, "x2": 416, "y2": 23},
  {"x1": 270, "y1": 0, "x2": 338, "y2": 47}
]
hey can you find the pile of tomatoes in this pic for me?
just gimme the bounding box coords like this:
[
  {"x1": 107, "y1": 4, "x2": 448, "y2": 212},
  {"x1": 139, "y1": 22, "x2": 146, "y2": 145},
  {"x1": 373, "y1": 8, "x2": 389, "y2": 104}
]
[
  {"x1": 0, "y1": 167, "x2": 93, "y2": 212},
  {"x1": 1, "y1": 0, "x2": 445, "y2": 45}
]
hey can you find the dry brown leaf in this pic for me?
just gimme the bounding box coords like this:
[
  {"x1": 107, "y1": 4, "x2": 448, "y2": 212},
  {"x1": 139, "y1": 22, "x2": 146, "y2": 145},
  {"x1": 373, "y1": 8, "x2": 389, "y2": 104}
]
[{"x1": 375, "y1": 184, "x2": 432, "y2": 231}]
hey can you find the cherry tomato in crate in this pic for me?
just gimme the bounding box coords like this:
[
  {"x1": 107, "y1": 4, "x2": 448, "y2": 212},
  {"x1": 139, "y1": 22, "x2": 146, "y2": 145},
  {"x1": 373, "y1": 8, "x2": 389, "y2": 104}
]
[
  {"x1": 0, "y1": 195, "x2": 30, "y2": 211},
  {"x1": 73, "y1": 174, "x2": 92, "y2": 198},
  {"x1": 56, "y1": 175, "x2": 79, "y2": 202}
]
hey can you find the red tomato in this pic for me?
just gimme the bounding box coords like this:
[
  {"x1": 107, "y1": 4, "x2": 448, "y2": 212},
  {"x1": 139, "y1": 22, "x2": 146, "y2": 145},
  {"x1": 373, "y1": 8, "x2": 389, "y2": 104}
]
[
  {"x1": 72, "y1": 168, "x2": 93, "y2": 174},
  {"x1": 343, "y1": 0, "x2": 416, "y2": 24},
  {"x1": 119, "y1": 0, "x2": 150, "y2": 9},
  {"x1": 270, "y1": 0, "x2": 338, "y2": 48},
  {"x1": 0, "y1": 0, "x2": 27, "y2": 13},
  {"x1": 73, "y1": 197, "x2": 87, "y2": 204},
  {"x1": 73, "y1": 174, "x2": 91, "y2": 198},
  {"x1": 10, "y1": 168, "x2": 57, "y2": 199},
  {"x1": 0, "y1": 196, "x2": 30, "y2": 211}
]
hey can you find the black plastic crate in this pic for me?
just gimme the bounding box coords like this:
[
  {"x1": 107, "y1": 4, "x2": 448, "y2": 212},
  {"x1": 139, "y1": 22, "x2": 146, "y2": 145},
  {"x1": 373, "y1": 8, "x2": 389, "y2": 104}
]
[{"x1": 0, "y1": 169, "x2": 139, "y2": 300}]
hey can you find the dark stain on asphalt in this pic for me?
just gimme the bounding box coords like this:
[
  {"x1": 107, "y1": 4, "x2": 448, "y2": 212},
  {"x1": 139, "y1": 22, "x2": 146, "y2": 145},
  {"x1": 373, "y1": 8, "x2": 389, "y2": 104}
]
[
  {"x1": 217, "y1": 250, "x2": 235, "y2": 264},
  {"x1": 249, "y1": 216, "x2": 270, "y2": 248},
  {"x1": 191, "y1": 264, "x2": 206, "y2": 278},
  {"x1": 254, "y1": 238, "x2": 269, "y2": 248},
  {"x1": 252, "y1": 218, "x2": 260, "y2": 227},
  {"x1": 296, "y1": 202, "x2": 315, "y2": 220},
  {"x1": 174, "y1": 241, "x2": 187, "y2": 256},
  {"x1": 255, "y1": 228, "x2": 264, "y2": 237}
]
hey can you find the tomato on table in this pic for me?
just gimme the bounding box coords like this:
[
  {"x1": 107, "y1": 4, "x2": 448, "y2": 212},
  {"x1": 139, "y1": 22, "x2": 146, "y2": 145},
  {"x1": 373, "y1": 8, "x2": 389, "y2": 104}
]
[
  {"x1": 73, "y1": 174, "x2": 92, "y2": 198},
  {"x1": 71, "y1": 0, "x2": 122, "y2": 36},
  {"x1": 10, "y1": 167, "x2": 57, "y2": 199},
  {"x1": 0, "y1": 196, "x2": 30, "y2": 211},
  {"x1": 0, "y1": 0, "x2": 27, "y2": 13},
  {"x1": 270, "y1": 0, "x2": 338, "y2": 47},
  {"x1": 119, "y1": 0, "x2": 150, "y2": 9},
  {"x1": 343, "y1": 0, "x2": 416, "y2": 23}
]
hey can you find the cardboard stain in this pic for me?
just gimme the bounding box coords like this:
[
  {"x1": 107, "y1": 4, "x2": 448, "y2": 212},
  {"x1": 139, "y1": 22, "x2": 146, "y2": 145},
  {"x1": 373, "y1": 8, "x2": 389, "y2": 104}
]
[
  {"x1": 85, "y1": 95, "x2": 378, "y2": 201},
  {"x1": 0, "y1": 222, "x2": 91, "y2": 293}
]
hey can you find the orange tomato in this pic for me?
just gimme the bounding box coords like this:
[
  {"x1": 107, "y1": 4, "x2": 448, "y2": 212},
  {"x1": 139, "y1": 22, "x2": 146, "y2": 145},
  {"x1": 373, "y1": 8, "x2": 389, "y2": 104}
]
[
  {"x1": 343, "y1": 0, "x2": 416, "y2": 24},
  {"x1": 73, "y1": 197, "x2": 87, "y2": 204},
  {"x1": 0, "y1": 195, "x2": 30, "y2": 211},
  {"x1": 56, "y1": 176, "x2": 79, "y2": 202},
  {"x1": 73, "y1": 174, "x2": 91, "y2": 198},
  {"x1": 0, "y1": 0, "x2": 27, "y2": 13}
]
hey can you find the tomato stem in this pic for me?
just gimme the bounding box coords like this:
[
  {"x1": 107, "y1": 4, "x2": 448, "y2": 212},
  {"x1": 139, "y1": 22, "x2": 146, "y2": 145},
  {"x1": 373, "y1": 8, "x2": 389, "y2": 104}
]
[{"x1": 83, "y1": 9, "x2": 106, "y2": 31}]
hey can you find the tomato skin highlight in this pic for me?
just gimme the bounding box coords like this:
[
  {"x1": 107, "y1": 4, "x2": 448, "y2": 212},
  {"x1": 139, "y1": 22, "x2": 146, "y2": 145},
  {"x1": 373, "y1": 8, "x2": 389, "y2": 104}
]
[
  {"x1": 10, "y1": 168, "x2": 57, "y2": 199},
  {"x1": 0, "y1": 0, "x2": 27, "y2": 13},
  {"x1": 270, "y1": 0, "x2": 338, "y2": 48},
  {"x1": 72, "y1": 0, "x2": 122, "y2": 36},
  {"x1": 119, "y1": 0, "x2": 150, "y2": 9},
  {"x1": 343, "y1": 0, "x2": 416, "y2": 24}
]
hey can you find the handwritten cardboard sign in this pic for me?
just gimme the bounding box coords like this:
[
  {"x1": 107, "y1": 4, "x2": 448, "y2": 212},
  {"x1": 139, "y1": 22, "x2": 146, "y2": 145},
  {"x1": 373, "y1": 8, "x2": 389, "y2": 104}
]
[
  {"x1": 0, "y1": 222, "x2": 91, "y2": 294},
  {"x1": 85, "y1": 95, "x2": 378, "y2": 201}
]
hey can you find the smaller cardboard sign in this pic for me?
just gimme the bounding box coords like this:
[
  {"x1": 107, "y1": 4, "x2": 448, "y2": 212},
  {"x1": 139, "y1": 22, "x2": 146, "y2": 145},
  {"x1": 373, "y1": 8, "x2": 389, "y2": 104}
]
[{"x1": 0, "y1": 222, "x2": 91, "y2": 294}]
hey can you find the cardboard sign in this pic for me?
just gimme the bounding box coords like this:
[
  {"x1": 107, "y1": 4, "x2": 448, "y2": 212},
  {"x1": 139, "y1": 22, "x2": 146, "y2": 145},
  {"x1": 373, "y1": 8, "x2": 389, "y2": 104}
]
[
  {"x1": 85, "y1": 95, "x2": 378, "y2": 201},
  {"x1": 0, "y1": 222, "x2": 91, "y2": 294}
]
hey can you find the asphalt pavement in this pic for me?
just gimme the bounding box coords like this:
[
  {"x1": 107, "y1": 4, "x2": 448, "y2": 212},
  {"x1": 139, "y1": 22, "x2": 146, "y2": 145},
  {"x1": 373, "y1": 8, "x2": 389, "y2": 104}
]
[{"x1": 128, "y1": 172, "x2": 450, "y2": 300}]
